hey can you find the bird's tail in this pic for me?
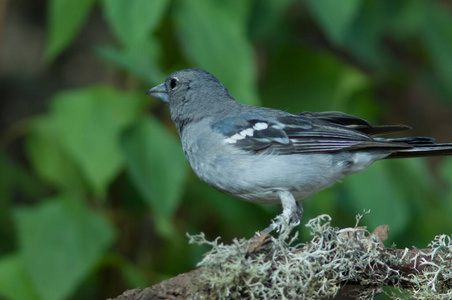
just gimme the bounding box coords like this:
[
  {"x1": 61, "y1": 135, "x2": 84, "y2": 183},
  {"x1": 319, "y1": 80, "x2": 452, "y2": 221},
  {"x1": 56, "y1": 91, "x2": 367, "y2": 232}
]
[{"x1": 381, "y1": 137, "x2": 452, "y2": 159}]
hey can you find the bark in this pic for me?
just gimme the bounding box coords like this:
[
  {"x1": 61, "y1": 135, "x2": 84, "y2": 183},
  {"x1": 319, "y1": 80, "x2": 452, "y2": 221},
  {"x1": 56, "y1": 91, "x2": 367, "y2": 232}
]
[{"x1": 110, "y1": 225, "x2": 438, "y2": 300}]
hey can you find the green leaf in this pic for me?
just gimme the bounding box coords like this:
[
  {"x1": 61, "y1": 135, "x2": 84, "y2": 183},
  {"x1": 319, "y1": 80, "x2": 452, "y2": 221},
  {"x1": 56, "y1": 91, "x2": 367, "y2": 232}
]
[
  {"x1": 0, "y1": 153, "x2": 47, "y2": 211},
  {"x1": 50, "y1": 87, "x2": 144, "y2": 196},
  {"x1": 175, "y1": 0, "x2": 259, "y2": 105},
  {"x1": 0, "y1": 154, "x2": 16, "y2": 239},
  {"x1": 25, "y1": 116, "x2": 86, "y2": 193},
  {"x1": 44, "y1": 0, "x2": 96, "y2": 62},
  {"x1": 101, "y1": 0, "x2": 170, "y2": 47},
  {"x1": 249, "y1": 0, "x2": 294, "y2": 39},
  {"x1": 0, "y1": 254, "x2": 40, "y2": 300},
  {"x1": 100, "y1": 254, "x2": 148, "y2": 288},
  {"x1": 305, "y1": 0, "x2": 362, "y2": 45},
  {"x1": 440, "y1": 157, "x2": 452, "y2": 194},
  {"x1": 262, "y1": 46, "x2": 371, "y2": 114},
  {"x1": 121, "y1": 116, "x2": 188, "y2": 218},
  {"x1": 341, "y1": 2, "x2": 390, "y2": 69},
  {"x1": 343, "y1": 161, "x2": 410, "y2": 237},
  {"x1": 422, "y1": 3, "x2": 452, "y2": 100},
  {"x1": 15, "y1": 197, "x2": 116, "y2": 300},
  {"x1": 96, "y1": 43, "x2": 164, "y2": 85},
  {"x1": 388, "y1": 1, "x2": 427, "y2": 37}
]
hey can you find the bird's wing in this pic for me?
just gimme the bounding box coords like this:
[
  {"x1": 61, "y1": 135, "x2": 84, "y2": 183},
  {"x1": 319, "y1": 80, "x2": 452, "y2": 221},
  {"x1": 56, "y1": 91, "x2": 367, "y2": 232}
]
[
  {"x1": 211, "y1": 113, "x2": 411, "y2": 154},
  {"x1": 297, "y1": 111, "x2": 411, "y2": 136}
]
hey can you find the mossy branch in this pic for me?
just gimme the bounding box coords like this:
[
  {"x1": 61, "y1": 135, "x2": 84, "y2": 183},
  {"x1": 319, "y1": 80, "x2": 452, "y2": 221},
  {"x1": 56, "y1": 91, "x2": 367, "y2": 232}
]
[{"x1": 111, "y1": 214, "x2": 452, "y2": 300}]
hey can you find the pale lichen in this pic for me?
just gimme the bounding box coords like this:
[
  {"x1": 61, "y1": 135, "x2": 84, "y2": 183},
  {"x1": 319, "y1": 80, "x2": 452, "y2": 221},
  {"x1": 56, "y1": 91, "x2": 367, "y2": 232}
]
[{"x1": 188, "y1": 214, "x2": 452, "y2": 299}]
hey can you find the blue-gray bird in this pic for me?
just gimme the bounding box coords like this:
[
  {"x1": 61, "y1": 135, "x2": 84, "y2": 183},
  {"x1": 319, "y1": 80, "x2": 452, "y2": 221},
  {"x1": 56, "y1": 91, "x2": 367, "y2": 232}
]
[{"x1": 147, "y1": 69, "x2": 452, "y2": 233}]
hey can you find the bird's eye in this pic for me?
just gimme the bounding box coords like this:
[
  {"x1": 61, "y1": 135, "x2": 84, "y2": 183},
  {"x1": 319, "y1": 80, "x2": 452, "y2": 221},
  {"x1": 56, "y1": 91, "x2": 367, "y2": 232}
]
[{"x1": 170, "y1": 78, "x2": 179, "y2": 90}]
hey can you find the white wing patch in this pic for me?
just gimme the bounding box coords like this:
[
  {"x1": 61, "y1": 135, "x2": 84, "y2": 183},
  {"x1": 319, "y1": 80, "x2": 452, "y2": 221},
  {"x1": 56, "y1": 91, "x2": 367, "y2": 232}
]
[
  {"x1": 240, "y1": 128, "x2": 254, "y2": 137},
  {"x1": 253, "y1": 122, "x2": 268, "y2": 130},
  {"x1": 224, "y1": 122, "x2": 271, "y2": 144}
]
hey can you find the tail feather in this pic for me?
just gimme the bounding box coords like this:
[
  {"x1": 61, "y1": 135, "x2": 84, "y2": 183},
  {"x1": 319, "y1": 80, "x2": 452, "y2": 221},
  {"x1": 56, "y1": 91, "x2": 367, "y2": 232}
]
[{"x1": 384, "y1": 138, "x2": 452, "y2": 159}]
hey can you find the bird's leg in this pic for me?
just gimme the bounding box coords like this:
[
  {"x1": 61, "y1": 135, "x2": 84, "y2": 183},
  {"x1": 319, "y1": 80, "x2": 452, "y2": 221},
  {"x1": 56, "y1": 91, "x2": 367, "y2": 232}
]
[
  {"x1": 294, "y1": 201, "x2": 304, "y2": 223},
  {"x1": 280, "y1": 190, "x2": 303, "y2": 225},
  {"x1": 262, "y1": 191, "x2": 303, "y2": 234}
]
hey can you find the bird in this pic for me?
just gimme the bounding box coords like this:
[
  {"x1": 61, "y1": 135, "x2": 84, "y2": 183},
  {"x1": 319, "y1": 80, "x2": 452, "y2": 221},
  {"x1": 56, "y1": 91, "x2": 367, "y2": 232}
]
[{"x1": 146, "y1": 69, "x2": 452, "y2": 233}]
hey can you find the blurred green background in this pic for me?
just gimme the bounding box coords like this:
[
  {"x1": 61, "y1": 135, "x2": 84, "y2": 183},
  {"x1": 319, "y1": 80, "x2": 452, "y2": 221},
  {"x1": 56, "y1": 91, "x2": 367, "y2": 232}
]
[{"x1": 1, "y1": 0, "x2": 452, "y2": 299}]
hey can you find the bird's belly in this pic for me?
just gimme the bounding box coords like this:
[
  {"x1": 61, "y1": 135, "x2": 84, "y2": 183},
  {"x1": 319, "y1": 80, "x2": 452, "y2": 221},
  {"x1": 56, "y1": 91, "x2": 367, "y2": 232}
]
[{"x1": 190, "y1": 152, "x2": 345, "y2": 204}]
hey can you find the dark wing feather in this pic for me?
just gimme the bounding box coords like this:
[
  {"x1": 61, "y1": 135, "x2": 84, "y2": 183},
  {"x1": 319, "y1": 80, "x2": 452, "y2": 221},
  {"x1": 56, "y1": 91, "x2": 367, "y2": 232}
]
[
  {"x1": 261, "y1": 115, "x2": 410, "y2": 154},
  {"x1": 212, "y1": 112, "x2": 412, "y2": 155},
  {"x1": 297, "y1": 111, "x2": 411, "y2": 136}
]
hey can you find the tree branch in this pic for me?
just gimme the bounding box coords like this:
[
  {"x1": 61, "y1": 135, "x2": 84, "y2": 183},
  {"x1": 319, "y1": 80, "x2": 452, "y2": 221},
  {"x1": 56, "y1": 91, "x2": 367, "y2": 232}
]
[{"x1": 110, "y1": 215, "x2": 452, "y2": 300}]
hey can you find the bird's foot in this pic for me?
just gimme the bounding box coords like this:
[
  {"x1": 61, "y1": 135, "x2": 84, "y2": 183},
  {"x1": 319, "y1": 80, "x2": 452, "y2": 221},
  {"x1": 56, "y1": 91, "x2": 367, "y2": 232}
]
[
  {"x1": 261, "y1": 212, "x2": 301, "y2": 236},
  {"x1": 261, "y1": 192, "x2": 303, "y2": 237}
]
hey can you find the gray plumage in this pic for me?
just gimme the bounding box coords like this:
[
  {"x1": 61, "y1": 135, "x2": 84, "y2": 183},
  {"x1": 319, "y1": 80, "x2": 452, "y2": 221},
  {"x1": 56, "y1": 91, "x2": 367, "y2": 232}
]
[{"x1": 147, "y1": 69, "x2": 452, "y2": 233}]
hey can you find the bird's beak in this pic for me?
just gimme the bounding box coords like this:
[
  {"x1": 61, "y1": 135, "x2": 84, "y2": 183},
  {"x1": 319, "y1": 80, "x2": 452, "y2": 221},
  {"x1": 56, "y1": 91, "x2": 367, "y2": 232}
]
[{"x1": 146, "y1": 83, "x2": 169, "y2": 102}]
